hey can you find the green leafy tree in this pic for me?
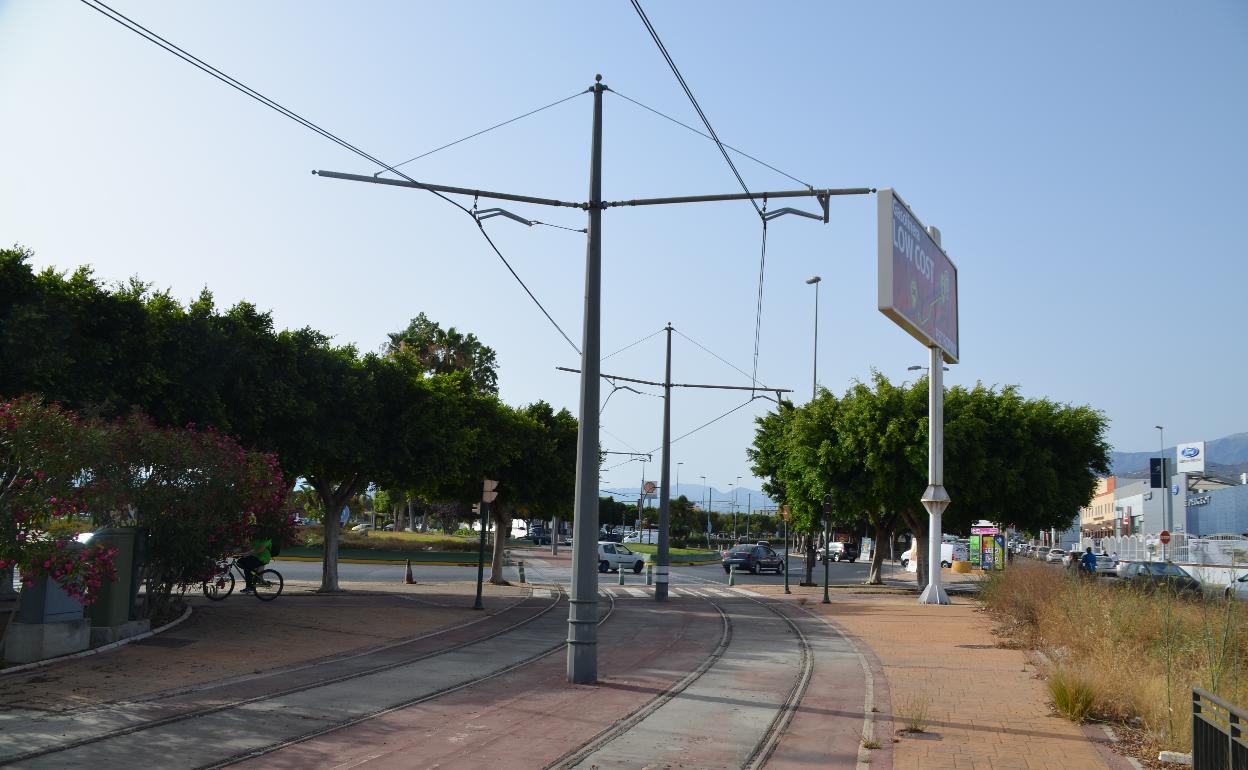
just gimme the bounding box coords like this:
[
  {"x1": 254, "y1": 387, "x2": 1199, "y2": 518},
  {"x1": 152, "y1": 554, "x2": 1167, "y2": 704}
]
[{"x1": 385, "y1": 313, "x2": 499, "y2": 394}]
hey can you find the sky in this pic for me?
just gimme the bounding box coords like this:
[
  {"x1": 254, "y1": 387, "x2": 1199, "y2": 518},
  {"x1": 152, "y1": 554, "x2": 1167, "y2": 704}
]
[{"x1": 1, "y1": 1, "x2": 1245, "y2": 502}]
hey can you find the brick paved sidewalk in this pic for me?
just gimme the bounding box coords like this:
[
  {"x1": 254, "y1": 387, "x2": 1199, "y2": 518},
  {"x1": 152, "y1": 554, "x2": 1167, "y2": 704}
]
[{"x1": 754, "y1": 585, "x2": 1110, "y2": 770}]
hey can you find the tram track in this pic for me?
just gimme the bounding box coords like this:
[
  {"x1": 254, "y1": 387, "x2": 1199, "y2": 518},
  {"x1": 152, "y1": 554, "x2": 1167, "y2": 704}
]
[
  {"x1": 0, "y1": 587, "x2": 583, "y2": 768},
  {"x1": 546, "y1": 579, "x2": 814, "y2": 770}
]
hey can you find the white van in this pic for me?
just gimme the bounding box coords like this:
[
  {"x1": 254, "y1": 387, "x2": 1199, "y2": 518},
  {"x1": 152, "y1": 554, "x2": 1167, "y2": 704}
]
[{"x1": 900, "y1": 541, "x2": 964, "y2": 572}]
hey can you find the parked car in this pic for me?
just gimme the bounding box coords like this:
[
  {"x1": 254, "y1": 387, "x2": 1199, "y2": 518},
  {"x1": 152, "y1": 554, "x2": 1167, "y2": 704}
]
[
  {"x1": 1034, "y1": 546, "x2": 1051, "y2": 561},
  {"x1": 722, "y1": 544, "x2": 785, "y2": 575},
  {"x1": 1226, "y1": 573, "x2": 1248, "y2": 601},
  {"x1": 599, "y1": 532, "x2": 623, "y2": 543},
  {"x1": 350, "y1": 523, "x2": 373, "y2": 533},
  {"x1": 1120, "y1": 561, "x2": 1203, "y2": 597},
  {"x1": 597, "y1": 542, "x2": 644, "y2": 574},
  {"x1": 818, "y1": 542, "x2": 859, "y2": 563},
  {"x1": 899, "y1": 541, "x2": 957, "y2": 569},
  {"x1": 623, "y1": 529, "x2": 659, "y2": 544},
  {"x1": 1094, "y1": 554, "x2": 1118, "y2": 576},
  {"x1": 1045, "y1": 548, "x2": 1066, "y2": 564}
]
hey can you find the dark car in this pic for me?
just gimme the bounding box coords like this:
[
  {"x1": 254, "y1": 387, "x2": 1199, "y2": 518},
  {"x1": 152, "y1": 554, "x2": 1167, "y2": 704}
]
[
  {"x1": 599, "y1": 532, "x2": 623, "y2": 543},
  {"x1": 722, "y1": 544, "x2": 785, "y2": 575},
  {"x1": 818, "y1": 542, "x2": 859, "y2": 563},
  {"x1": 1121, "y1": 561, "x2": 1203, "y2": 597}
]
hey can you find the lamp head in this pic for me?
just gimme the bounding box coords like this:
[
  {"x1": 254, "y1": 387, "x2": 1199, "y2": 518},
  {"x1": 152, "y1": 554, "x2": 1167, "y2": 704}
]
[{"x1": 805, "y1": 276, "x2": 821, "y2": 285}]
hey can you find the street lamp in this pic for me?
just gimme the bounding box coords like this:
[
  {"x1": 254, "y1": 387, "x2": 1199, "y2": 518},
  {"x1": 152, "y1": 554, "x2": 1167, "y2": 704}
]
[
  {"x1": 700, "y1": 475, "x2": 709, "y2": 543},
  {"x1": 676, "y1": 461, "x2": 683, "y2": 500},
  {"x1": 1155, "y1": 425, "x2": 1164, "y2": 453},
  {"x1": 806, "y1": 276, "x2": 821, "y2": 400},
  {"x1": 734, "y1": 476, "x2": 741, "y2": 538}
]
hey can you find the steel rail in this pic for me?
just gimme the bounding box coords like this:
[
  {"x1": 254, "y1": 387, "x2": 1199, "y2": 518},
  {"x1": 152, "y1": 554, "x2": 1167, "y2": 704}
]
[{"x1": 0, "y1": 589, "x2": 567, "y2": 767}]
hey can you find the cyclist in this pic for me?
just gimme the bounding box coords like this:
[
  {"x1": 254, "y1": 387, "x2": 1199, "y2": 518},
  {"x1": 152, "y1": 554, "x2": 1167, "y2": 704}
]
[
  {"x1": 1079, "y1": 547, "x2": 1098, "y2": 578},
  {"x1": 238, "y1": 534, "x2": 273, "y2": 594}
]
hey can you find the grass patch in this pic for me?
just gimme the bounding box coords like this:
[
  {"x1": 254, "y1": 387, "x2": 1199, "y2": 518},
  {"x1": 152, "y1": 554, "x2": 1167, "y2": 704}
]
[
  {"x1": 982, "y1": 560, "x2": 1248, "y2": 754},
  {"x1": 1048, "y1": 667, "x2": 1096, "y2": 722},
  {"x1": 861, "y1": 737, "x2": 881, "y2": 750},
  {"x1": 625, "y1": 543, "x2": 719, "y2": 557},
  {"x1": 295, "y1": 527, "x2": 480, "y2": 552},
  {"x1": 896, "y1": 693, "x2": 930, "y2": 733}
]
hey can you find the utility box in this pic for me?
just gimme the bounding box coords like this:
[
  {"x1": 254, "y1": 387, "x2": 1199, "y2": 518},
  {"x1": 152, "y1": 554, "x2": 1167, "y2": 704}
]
[
  {"x1": 18, "y1": 575, "x2": 85, "y2": 624},
  {"x1": 87, "y1": 527, "x2": 140, "y2": 628}
]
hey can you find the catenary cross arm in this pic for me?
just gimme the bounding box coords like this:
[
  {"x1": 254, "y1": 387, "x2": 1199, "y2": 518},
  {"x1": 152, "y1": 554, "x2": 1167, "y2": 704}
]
[
  {"x1": 555, "y1": 366, "x2": 792, "y2": 395},
  {"x1": 314, "y1": 169, "x2": 873, "y2": 218}
]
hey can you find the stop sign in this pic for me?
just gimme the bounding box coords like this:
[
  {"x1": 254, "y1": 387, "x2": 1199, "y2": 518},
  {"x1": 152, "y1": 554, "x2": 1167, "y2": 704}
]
[{"x1": 1159, "y1": 530, "x2": 1171, "y2": 545}]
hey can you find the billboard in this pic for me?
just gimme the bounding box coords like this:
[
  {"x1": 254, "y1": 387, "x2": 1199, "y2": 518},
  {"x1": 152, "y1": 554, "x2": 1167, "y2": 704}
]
[
  {"x1": 877, "y1": 189, "x2": 959, "y2": 363},
  {"x1": 1176, "y1": 442, "x2": 1205, "y2": 474}
]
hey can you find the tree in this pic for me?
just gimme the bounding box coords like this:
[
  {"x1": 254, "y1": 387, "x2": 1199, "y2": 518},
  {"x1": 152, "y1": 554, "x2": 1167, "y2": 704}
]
[{"x1": 385, "y1": 313, "x2": 499, "y2": 394}]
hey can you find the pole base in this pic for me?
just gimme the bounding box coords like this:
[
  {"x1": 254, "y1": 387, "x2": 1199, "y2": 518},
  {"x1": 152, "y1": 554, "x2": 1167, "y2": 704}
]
[{"x1": 918, "y1": 582, "x2": 951, "y2": 605}]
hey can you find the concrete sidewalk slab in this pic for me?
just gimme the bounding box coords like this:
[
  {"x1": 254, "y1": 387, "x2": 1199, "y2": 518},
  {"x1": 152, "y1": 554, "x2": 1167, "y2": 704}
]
[{"x1": 753, "y1": 584, "x2": 1109, "y2": 770}]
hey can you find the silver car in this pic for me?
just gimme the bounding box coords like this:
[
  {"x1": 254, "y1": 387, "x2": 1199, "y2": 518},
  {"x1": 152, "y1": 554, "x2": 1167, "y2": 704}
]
[{"x1": 1046, "y1": 548, "x2": 1067, "y2": 564}]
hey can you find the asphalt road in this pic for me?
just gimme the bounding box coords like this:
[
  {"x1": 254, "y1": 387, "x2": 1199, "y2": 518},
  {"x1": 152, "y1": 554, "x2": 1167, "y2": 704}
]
[{"x1": 273, "y1": 553, "x2": 901, "y2": 589}]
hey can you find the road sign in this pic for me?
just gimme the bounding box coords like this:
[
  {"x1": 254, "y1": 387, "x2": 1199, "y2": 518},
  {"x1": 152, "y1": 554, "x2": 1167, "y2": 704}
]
[
  {"x1": 642, "y1": 480, "x2": 657, "y2": 494},
  {"x1": 1159, "y1": 530, "x2": 1171, "y2": 545},
  {"x1": 483, "y1": 491, "x2": 498, "y2": 503},
  {"x1": 781, "y1": 504, "x2": 791, "y2": 522},
  {"x1": 483, "y1": 479, "x2": 499, "y2": 493}
]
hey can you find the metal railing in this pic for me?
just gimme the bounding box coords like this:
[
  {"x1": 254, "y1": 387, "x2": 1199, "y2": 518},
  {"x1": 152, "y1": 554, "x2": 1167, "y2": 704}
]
[{"x1": 1193, "y1": 688, "x2": 1247, "y2": 770}]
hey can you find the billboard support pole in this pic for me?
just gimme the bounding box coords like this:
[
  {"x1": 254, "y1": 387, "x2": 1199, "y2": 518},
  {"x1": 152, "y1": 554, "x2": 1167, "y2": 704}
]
[{"x1": 918, "y1": 342, "x2": 951, "y2": 605}]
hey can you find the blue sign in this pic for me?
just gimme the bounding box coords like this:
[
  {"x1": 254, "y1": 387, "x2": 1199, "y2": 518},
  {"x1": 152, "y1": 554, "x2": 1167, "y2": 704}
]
[
  {"x1": 1171, "y1": 484, "x2": 1181, "y2": 496},
  {"x1": 1181, "y1": 446, "x2": 1200, "y2": 458}
]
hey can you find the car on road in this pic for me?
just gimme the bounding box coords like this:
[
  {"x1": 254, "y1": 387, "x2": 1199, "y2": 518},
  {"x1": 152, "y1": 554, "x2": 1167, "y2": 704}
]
[
  {"x1": 597, "y1": 541, "x2": 644, "y2": 574},
  {"x1": 350, "y1": 523, "x2": 373, "y2": 533},
  {"x1": 722, "y1": 544, "x2": 785, "y2": 575},
  {"x1": 1045, "y1": 548, "x2": 1066, "y2": 564},
  {"x1": 1225, "y1": 573, "x2": 1248, "y2": 601},
  {"x1": 1034, "y1": 546, "x2": 1051, "y2": 561},
  {"x1": 818, "y1": 542, "x2": 859, "y2": 563},
  {"x1": 1120, "y1": 561, "x2": 1203, "y2": 597}
]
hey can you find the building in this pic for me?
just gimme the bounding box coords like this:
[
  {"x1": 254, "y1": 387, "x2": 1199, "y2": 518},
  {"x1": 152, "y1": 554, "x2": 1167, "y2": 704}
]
[{"x1": 1079, "y1": 477, "x2": 1118, "y2": 539}]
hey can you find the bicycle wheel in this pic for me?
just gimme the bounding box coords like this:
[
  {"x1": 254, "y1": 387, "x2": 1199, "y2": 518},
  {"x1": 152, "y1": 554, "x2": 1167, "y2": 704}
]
[
  {"x1": 253, "y1": 568, "x2": 284, "y2": 601},
  {"x1": 203, "y1": 567, "x2": 235, "y2": 601}
]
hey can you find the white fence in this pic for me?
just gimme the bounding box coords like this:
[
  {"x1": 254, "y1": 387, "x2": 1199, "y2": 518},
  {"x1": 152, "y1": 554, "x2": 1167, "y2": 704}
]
[{"x1": 1082, "y1": 533, "x2": 1248, "y2": 567}]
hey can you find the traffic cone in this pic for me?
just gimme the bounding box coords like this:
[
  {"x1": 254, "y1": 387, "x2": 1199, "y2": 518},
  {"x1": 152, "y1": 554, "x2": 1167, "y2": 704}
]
[{"x1": 404, "y1": 559, "x2": 416, "y2": 584}]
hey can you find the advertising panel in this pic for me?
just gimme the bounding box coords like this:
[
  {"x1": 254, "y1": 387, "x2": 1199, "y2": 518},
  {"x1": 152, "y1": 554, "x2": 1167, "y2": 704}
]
[
  {"x1": 877, "y1": 189, "x2": 959, "y2": 363},
  {"x1": 1176, "y1": 442, "x2": 1206, "y2": 474}
]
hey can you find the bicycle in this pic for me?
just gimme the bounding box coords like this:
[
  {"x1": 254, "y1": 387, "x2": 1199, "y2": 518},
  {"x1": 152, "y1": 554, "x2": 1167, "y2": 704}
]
[{"x1": 201, "y1": 557, "x2": 284, "y2": 601}]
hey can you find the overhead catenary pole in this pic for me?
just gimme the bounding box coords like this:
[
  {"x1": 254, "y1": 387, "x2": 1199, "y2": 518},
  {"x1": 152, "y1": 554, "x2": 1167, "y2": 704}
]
[
  {"x1": 566, "y1": 76, "x2": 605, "y2": 683},
  {"x1": 656, "y1": 323, "x2": 673, "y2": 601},
  {"x1": 316, "y1": 76, "x2": 868, "y2": 684}
]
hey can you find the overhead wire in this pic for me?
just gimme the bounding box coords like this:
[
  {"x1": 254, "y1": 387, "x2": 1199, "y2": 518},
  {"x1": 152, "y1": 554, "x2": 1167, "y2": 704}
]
[
  {"x1": 382, "y1": 90, "x2": 588, "y2": 174},
  {"x1": 603, "y1": 327, "x2": 665, "y2": 361},
  {"x1": 608, "y1": 89, "x2": 811, "y2": 189},
  {"x1": 600, "y1": 394, "x2": 763, "y2": 472},
  {"x1": 673, "y1": 329, "x2": 757, "y2": 386},
  {"x1": 628, "y1": 0, "x2": 772, "y2": 395},
  {"x1": 78, "y1": 0, "x2": 580, "y2": 354}
]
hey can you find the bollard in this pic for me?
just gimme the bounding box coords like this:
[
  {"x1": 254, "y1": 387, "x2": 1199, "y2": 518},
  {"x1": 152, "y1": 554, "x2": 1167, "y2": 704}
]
[
  {"x1": 404, "y1": 559, "x2": 416, "y2": 585},
  {"x1": 517, "y1": 560, "x2": 526, "y2": 584},
  {"x1": 618, "y1": 565, "x2": 625, "y2": 585},
  {"x1": 728, "y1": 563, "x2": 735, "y2": 587},
  {"x1": 646, "y1": 563, "x2": 653, "y2": 586}
]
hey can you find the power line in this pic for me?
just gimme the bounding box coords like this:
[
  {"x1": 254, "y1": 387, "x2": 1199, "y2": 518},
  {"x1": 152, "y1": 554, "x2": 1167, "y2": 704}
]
[
  {"x1": 609, "y1": 89, "x2": 811, "y2": 189},
  {"x1": 78, "y1": 0, "x2": 580, "y2": 355},
  {"x1": 627, "y1": 1, "x2": 773, "y2": 392},
  {"x1": 601, "y1": 395, "x2": 762, "y2": 472},
  {"x1": 603, "y1": 327, "x2": 665, "y2": 361},
  {"x1": 673, "y1": 329, "x2": 755, "y2": 385},
  {"x1": 629, "y1": 0, "x2": 761, "y2": 218},
  {"x1": 383, "y1": 90, "x2": 589, "y2": 174}
]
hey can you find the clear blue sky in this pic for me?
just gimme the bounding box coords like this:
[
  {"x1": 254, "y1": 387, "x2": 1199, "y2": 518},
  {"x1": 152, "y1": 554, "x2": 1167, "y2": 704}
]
[{"x1": 2, "y1": 1, "x2": 1245, "y2": 498}]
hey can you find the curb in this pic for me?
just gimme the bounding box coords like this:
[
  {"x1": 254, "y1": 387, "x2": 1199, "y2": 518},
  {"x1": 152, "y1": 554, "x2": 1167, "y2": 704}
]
[{"x1": 1, "y1": 604, "x2": 193, "y2": 676}]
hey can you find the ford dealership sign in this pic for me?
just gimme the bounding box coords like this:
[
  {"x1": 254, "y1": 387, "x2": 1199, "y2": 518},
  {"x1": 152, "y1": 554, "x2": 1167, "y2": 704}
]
[{"x1": 1176, "y1": 441, "x2": 1206, "y2": 474}]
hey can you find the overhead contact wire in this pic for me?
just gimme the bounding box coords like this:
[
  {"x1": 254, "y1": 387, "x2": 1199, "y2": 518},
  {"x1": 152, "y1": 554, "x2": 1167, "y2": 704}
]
[{"x1": 78, "y1": 0, "x2": 580, "y2": 355}]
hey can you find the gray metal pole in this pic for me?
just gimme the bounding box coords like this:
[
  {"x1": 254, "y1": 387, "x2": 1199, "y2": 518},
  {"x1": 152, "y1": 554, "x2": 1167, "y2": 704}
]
[
  {"x1": 918, "y1": 343, "x2": 951, "y2": 605},
  {"x1": 567, "y1": 76, "x2": 604, "y2": 684},
  {"x1": 783, "y1": 517, "x2": 790, "y2": 593},
  {"x1": 656, "y1": 323, "x2": 673, "y2": 601},
  {"x1": 822, "y1": 515, "x2": 831, "y2": 603},
  {"x1": 473, "y1": 501, "x2": 489, "y2": 611},
  {"x1": 812, "y1": 280, "x2": 819, "y2": 399}
]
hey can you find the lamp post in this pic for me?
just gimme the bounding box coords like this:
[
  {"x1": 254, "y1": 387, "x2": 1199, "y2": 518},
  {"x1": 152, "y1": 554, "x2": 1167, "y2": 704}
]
[
  {"x1": 700, "y1": 474, "x2": 709, "y2": 546},
  {"x1": 1155, "y1": 425, "x2": 1164, "y2": 453},
  {"x1": 733, "y1": 476, "x2": 741, "y2": 538},
  {"x1": 806, "y1": 276, "x2": 821, "y2": 400},
  {"x1": 676, "y1": 462, "x2": 683, "y2": 501}
]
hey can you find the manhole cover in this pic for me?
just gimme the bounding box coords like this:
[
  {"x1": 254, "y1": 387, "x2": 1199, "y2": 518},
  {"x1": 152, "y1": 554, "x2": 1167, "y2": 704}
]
[{"x1": 136, "y1": 636, "x2": 196, "y2": 648}]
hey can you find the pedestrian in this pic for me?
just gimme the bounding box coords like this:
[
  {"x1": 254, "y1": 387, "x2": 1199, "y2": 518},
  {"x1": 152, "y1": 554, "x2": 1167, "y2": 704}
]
[{"x1": 1080, "y1": 546, "x2": 1097, "y2": 577}]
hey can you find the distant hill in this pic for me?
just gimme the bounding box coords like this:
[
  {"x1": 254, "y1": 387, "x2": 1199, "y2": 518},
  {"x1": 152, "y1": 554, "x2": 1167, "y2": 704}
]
[{"x1": 1110, "y1": 432, "x2": 1248, "y2": 476}]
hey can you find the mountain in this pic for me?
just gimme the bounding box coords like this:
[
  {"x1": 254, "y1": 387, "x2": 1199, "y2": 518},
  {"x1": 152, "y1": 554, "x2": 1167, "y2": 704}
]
[
  {"x1": 1110, "y1": 431, "x2": 1248, "y2": 476},
  {"x1": 600, "y1": 484, "x2": 774, "y2": 513}
]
